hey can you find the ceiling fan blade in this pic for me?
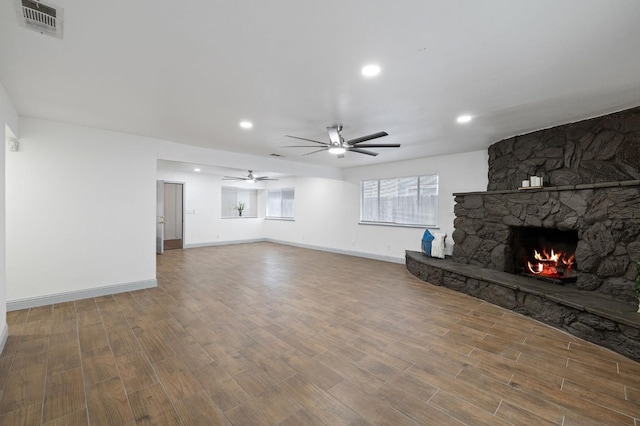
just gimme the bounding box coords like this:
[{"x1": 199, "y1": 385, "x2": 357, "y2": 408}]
[
  {"x1": 348, "y1": 147, "x2": 379, "y2": 156},
  {"x1": 302, "y1": 147, "x2": 329, "y2": 156},
  {"x1": 223, "y1": 177, "x2": 246, "y2": 180},
  {"x1": 255, "y1": 177, "x2": 278, "y2": 181},
  {"x1": 285, "y1": 135, "x2": 328, "y2": 146},
  {"x1": 346, "y1": 131, "x2": 388, "y2": 145},
  {"x1": 281, "y1": 145, "x2": 325, "y2": 148},
  {"x1": 351, "y1": 143, "x2": 400, "y2": 148},
  {"x1": 326, "y1": 127, "x2": 341, "y2": 144}
]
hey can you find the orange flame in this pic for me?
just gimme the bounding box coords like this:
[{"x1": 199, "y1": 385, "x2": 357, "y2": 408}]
[{"x1": 527, "y1": 248, "x2": 575, "y2": 278}]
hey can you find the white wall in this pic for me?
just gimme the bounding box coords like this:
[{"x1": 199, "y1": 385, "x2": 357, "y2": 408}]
[
  {"x1": 345, "y1": 150, "x2": 489, "y2": 257},
  {"x1": 264, "y1": 150, "x2": 488, "y2": 262},
  {"x1": 6, "y1": 118, "x2": 157, "y2": 306},
  {"x1": 156, "y1": 168, "x2": 265, "y2": 246},
  {"x1": 263, "y1": 176, "x2": 358, "y2": 249},
  {"x1": 0, "y1": 82, "x2": 18, "y2": 350}
]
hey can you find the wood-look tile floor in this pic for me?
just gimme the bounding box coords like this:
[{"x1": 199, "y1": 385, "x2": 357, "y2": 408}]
[{"x1": 1, "y1": 242, "x2": 639, "y2": 425}]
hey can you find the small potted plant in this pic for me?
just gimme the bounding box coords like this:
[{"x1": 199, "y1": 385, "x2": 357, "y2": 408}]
[{"x1": 234, "y1": 202, "x2": 245, "y2": 217}]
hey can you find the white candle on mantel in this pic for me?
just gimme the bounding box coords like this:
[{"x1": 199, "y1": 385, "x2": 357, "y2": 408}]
[{"x1": 522, "y1": 180, "x2": 530, "y2": 188}]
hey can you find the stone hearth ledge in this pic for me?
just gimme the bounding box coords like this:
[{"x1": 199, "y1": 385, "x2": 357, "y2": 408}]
[{"x1": 405, "y1": 250, "x2": 640, "y2": 362}]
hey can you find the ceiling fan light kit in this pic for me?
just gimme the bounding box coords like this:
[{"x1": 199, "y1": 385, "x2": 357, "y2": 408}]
[
  {"x1": 328, "y1": 145, "x2": 346, "y2": 155},
  {"x1": 283, "y1": 125, "x2": 400, "y2": 158}
]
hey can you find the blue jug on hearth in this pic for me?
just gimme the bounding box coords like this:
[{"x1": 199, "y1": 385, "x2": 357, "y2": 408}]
[{"x1": 421, "y1": 229, "x2": 435, "y2": 256}]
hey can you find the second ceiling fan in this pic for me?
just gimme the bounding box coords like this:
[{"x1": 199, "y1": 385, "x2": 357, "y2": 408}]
[
  {"x1": 283, "y1": 125, "x2": 400, "y2": 158},
  {"x1": 222, "y1": 170, "x2": 277, "y2": 183}
]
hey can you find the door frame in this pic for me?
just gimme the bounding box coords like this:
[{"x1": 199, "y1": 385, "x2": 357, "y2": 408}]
[{"x1": 156, "y1": 180, "x2": 186, "y2": 253}]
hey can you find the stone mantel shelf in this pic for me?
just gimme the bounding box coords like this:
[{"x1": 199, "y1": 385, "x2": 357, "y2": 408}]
[
  {"x1": 453, "y1": 179, "x2": 640, "y2": 197},
  {"x1": 407, "y1": 251, "x2": 639, "y2": 327}
]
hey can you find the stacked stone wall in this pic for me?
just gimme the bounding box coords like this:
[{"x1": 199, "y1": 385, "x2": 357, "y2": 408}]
[{"x1": 488, "y1": 106, "x2": 640, "y2": 191}]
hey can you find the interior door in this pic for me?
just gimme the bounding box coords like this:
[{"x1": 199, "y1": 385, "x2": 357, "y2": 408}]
[
  {"x1": 156, "y1": 180, "x2": 165, "y2": 254},
  {"x1": 163, "y1": 183, "x2": 184, "y2": 250}
]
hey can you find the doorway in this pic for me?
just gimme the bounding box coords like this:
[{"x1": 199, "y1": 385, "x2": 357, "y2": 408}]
[{"x1": 156, "y1": 181, "x2": 184, "y2": 253}]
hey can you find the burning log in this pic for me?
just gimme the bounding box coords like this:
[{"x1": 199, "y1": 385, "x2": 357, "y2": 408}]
[{"x1": 526, "y1": 248, "x2": 575, "y2": 279}]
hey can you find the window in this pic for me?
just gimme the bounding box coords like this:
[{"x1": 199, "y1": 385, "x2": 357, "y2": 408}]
[
  {"x1": 267, "y1": 188, "x2": 295, "y2": 219},
  {"x1": 221, "y1": 187, "x2": 258, "y2": 218},
  {"x1": 360, "y1": 174, "x2": 438, "y2": 226}
]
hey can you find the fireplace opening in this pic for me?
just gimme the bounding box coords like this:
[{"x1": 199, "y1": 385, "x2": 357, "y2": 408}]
[{"x1": 510, "y1": 227, "x2": 578, "y2": 283}]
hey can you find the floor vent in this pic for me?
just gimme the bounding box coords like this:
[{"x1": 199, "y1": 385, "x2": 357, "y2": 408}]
[{"x1": 17, "y1": 0, "x2": 64, "y2": 39}]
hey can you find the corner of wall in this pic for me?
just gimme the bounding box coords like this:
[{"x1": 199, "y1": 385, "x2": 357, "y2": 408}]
[
  {"x1": 0, "y1": 81, "x2": 18, "y2": 353},
  {"x1": 0, "y1": 323, "x2": 7, "y2": 354}
]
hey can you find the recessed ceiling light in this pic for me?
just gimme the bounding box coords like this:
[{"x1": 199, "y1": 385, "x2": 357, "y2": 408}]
[
  {"x1": 194, "y1": 168, "x2": 201, "y2": 172},
  {"x1": 456, "y1": 114, "x2": 473, "y2": 124},
  {"x1": 239, "y1": 121, "x2": 253, "y2": 129},
  {"x1": 361, "y1": 64, "x2": 381, "y2": 77}
]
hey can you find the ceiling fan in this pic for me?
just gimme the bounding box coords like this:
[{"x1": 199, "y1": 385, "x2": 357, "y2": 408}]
[
  {"x1": 283, "y1": 125, "x2": 400, "y2": 158},
  {"x1": 222, "y1": 170, "x2": 278, "y2": 183}
]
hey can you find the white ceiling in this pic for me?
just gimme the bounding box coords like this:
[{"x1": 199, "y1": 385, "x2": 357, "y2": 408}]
[{"x1": 2, "y1": 0, "x2": 640, "y2": 170}]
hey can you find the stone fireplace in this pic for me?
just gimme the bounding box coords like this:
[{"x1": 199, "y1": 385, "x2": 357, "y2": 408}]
[
  {"x1": 406, "y1": 106, "x2": 640, "y2": 361},
  {"x1": 451, "y1": 181, "x2": 639, "y2": 303}
]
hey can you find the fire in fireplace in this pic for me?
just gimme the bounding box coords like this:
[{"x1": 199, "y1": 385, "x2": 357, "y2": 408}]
[
  {"x1": 510, "y1": 227, "x2": 578, "y2": 283},
  {"x1": 526, "y1": 247, "x2": 575, "y2": 279}
]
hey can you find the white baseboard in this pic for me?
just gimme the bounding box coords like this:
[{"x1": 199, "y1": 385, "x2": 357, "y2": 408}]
[
  {"x1": 187, "y1": 238, "x2": 404, "y2": 263},
  {"x1": 7, "y1": 279, "x2": 158, "y2": 311},
  {"x1": 184, "y1": 238, "x2": 267, "y2": 249},
  {"x1": 0, "y1": 323, "x2": 8, "y2": 355},
  {"x1": 264, "y1": 239, "x2": 405, "y2": 264}
]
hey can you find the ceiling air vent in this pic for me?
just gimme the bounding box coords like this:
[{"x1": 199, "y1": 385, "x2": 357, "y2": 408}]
[{"x1": 16, "y1": 0, "x2": 64, "y2": 39}]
